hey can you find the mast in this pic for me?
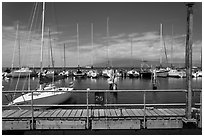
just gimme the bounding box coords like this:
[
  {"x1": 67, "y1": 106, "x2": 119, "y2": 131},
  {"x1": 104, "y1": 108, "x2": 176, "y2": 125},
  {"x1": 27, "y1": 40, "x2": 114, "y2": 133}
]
[
  {"x1": 160, "y1": 23, "x2": 163, "y2": 66},
  {"x1": 130, "y1": 37, "x2": 133, "y2": 67},
  {"x1": 40, "y1": 2, "x2": 45, "y2": 72},
  {"x1": 17, "y1": 23, "x2": 21, "y2": 68},
  {"x1": 91, "y1": 23, "x2": 94, "y2": 67},
  {"x1": 48, "y1": 28, "x2": 50, "y2": 68},
  {"x1": 107, "y1": 17, "x2": 110, "y2": 67},
  {"x1": 48, "y1": 28, "x2": 54, "y2": 68},
  {"x1": 64, "y1": 43, "x2": 66, "y2": 70},
  {"x1": 77, "y1": 23, "x2": 79, "y2": 67},
  {"x1": 171, "y1": 24, "x2": 174, "y2": 67}
]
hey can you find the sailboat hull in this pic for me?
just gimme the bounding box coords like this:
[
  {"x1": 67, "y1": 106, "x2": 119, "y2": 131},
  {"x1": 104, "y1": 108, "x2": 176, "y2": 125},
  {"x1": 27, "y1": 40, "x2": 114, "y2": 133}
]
[{"x1": 9, "y1": 90, "x2": 73, "y2": 109}]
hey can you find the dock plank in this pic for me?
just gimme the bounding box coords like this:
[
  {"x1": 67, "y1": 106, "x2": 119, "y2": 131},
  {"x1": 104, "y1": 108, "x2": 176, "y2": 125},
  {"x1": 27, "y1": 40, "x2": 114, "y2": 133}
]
[
  {"x1": 137, "y1": 109, "x2": 144, "y2": 116},
  {"x1": 157, "y1": 109, "x2": 171, "y2": 116},
  {"x1": 69, "y1": 109, "x2": 77, "y2": 117},
  {"x1": 50, "y1": 109, "x2": 62, "y2": 117},
  {"x1": 104, "y1": 109, "x2": 111, "y2": 117},
  {"x1": 131, "y1": 109, "x2": 143, "y2": 116},
  {"x1": 148, "y1": 110, "x2": 159, "y2": 116},
  {"x1": 163, "y1": 109, "x2": 178, "y2": 116},
  {"x1": 99, "y1": 109, "x2": 105, "y2": 117},
  {"x1": 2, "y1": 110, "x2": 17, "y2": 117},
  {"x1": 37, "y1": 111, "x2": 49, "y2": 117},
  {"x1": 109, "y1": 109, "x2": 117, "y2": 117},
  {"x1": 57, "y1": 109, "x2": 67, "y2": 117},
  {"x1": 63, "y1": 109, "x2": 72, "y2": 117},
  {"x1": 75, "y1": 109, "x2": 83, "y2": 117},
  {"x1": 115, "y1": 109, "x2": 122, "y2": 116},
  {"x1": 126, "y1": 109, "x2": 135, "y2": 117},
  {"x1": 20, "y1": 110, "x2": 32, "y2": 117},
  {"x1": 43, "y1": 110, "x2": 56, "y2": 117},
  {"x1": 8, "y1": 110, "x2": 28, "y2": 118},
  {"x1": 93, "y1": 109, "x2": 99, "y2": 117},
  {"x1": 122, "y1": 109, "x2": 129, "y2": 117},
  {"x1": 169, "y1": 109, "x2": 183, "y2": 116},
  {"x1": 153, "y1": 109, "x2": 166, "y2": 116},
  {"x1": 170, "y1": 109, "x2": 182, "y2": 115},
  {"x1": 34, "y1": 111, "x2": 44, "y2": 117},
  {"x1": 144, "y1": 110, "x2": 153, "y2": 116},
  {"x1": 81, "y1": 109, "x2": 88, "y2": 117},
  {"x1": 175, "y1": 109, "x2": 185, "y2": 115}
]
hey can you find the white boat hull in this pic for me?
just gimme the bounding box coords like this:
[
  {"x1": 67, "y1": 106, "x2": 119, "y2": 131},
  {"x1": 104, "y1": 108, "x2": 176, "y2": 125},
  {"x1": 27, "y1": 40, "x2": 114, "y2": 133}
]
[
  {"x1": 9, "y1": 88, "x2": 73, "y2": 108},
  {"x1": 168, "y1": 70, "x2": 186, "y2": 78}
]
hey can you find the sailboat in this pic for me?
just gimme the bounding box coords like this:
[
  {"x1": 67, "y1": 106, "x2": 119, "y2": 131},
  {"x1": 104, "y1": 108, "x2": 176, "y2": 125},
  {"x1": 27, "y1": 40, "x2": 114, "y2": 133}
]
[
  {"x1": 8, "y1": 23, "x2": 36, "y2": 78},
  {"x1": 140, "y1": 60, "x2": 152, "y2": 79},
  {"x1": 58, "y1": 43, "x2": 69, "y2": 77},
  {"x1": 127, "y1": 37, "x2": 139, "y2": 78},
  {"x1": 102, "y1": 17, "x2": 113, "y2": 78},
  {"x1": 73, "y1": 24, "x2": 86, "y2": 78},
  {"x1": 156, "y1": 24, "x2": 169, "y2": 77},
  {"x1": 87, "y1": 23, "x2": 99, "y2": 78},
  {"x1": 9, "y1": 2, "x2": 74, "y2": 107},
  {"x1": 40, "y1": 28, "x2": 66, "y2": 82}
]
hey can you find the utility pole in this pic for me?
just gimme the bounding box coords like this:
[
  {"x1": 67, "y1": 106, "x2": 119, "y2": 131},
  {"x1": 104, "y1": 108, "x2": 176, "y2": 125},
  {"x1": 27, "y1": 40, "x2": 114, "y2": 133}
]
[{"x1": 184, "y1": 2, "x2": 195, "y2": 122}]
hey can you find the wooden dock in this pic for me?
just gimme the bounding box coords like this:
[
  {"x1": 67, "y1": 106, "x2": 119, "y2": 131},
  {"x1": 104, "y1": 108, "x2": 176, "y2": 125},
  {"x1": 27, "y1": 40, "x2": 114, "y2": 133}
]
[
  {"x1": 2, "y1": 89, "x2": 202, "y2": 131},
  {"x1": 2, "y1": 108, "x2": 194, "y2": 130}
]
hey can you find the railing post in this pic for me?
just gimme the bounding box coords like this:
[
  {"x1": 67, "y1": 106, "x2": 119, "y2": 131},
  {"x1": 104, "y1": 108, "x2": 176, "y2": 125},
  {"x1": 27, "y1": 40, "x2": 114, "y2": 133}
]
[
  {"x1": 143, "y1": 91, "x2": 146, "y2": 128},
  {"x1": 86, "y1": 88, "x2": 89, "y2": 129},
  {"x1": 31, "y1": 90, "x2": 34, "y2": 130}
]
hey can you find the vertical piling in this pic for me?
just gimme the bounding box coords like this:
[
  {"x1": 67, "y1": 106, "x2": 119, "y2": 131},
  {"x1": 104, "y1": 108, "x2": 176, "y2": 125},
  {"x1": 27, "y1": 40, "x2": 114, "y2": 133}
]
[
  {"x1": 143, "y1": 91, "x2": 146, "y2": 128},
  {"x1": 86, "y1": 88, "x2": 89, "y2": 129},
  {"x1": 31, "y1": 90, "x2": 34, "y2": 130},
  {"x1": 185, "y1": 3, "x2": 194, "y2": 120}
]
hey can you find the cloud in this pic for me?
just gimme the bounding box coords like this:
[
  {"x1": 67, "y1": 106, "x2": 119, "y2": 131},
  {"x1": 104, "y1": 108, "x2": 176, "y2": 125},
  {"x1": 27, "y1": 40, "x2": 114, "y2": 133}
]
[{"x1": 2, "y1": 23, "x2": 202, "y2": 67}]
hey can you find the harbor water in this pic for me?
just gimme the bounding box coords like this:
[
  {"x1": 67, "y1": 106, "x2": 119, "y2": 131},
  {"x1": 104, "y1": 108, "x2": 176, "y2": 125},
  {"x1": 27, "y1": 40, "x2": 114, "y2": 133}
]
[{"x1": 2, "y1": 76, "x2": 202, "y2": 107}]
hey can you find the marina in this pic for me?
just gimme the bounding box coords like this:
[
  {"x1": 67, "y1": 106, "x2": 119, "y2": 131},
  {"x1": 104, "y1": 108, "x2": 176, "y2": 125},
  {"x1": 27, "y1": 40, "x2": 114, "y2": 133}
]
[{"x1": 2, "y1": 2, "x2": 202, "y2": 135}]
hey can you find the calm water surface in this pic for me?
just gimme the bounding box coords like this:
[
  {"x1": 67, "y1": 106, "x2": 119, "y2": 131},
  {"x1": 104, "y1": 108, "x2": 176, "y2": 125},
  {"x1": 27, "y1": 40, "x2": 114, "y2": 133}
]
[{"x1": 2, "y1": 77, "x2": 202, "y2": 105}]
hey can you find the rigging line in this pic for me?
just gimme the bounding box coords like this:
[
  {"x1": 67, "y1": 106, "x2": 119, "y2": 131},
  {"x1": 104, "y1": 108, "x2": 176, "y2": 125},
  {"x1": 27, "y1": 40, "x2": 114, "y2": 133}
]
[
  {"x1": 14, "y1": 3, "x2": 38, "y2": 96},
  {"x1": 13, "y1": 3, "x2": 38, "y2": 99},
  {"x1": 48, "y1": 28, "x2": 55, "y2": 68},
  {"x1": 22, "y1": 74, "x2": 29, "y2": 91},
  {"x1": 26, "y1": 3, "x2": 38, "y2": 67},
  {"x1": 9, "y1": 23, "x2": 18, "y2": 90},
  {"x1": 20, "y1": 3, "x2": 37, "y2": 68},
  {"x1": 4, "y1": 93, "x2": 11, "y2": 102}
]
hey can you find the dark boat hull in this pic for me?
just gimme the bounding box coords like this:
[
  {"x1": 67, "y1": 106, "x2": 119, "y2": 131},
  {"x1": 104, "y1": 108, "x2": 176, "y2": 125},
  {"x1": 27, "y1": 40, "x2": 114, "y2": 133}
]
[{"x1": 140, "y1": 72, "x2": 152, "y2": 79}]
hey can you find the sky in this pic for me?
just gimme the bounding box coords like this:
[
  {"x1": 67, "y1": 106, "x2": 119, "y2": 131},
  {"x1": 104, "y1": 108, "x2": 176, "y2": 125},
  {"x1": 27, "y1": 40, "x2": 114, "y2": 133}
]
[{"x1": 2, "y1": 2, "x2": 202, "y2": 67}]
